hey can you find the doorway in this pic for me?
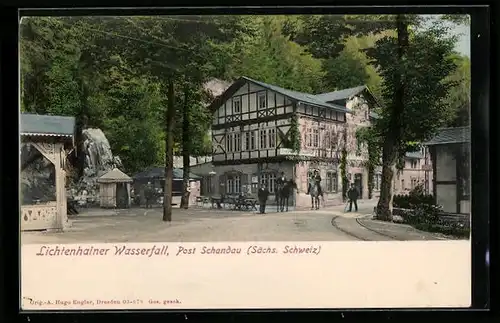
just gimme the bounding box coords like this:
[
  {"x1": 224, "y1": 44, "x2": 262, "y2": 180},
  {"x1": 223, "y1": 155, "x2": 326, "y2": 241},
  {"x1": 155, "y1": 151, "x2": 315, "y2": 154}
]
[
  {"x1": 116, "y1": 183, "x2": 129, "y2": 208},
  {"x1": 354, "y1": 173, "x2": 363, "y2": 199}
]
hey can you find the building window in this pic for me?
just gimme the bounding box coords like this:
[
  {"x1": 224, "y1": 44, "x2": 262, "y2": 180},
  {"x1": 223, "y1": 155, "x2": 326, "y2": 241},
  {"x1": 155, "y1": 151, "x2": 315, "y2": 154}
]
[
  {"x1": 410, "y1": 160, "x2": 418, "y2": 169},
  {"x1": 226, "y1": 133, "x2": 233, "y2": 152},
  {"x1": 234, "y1": 133, "x2": 241, "y2": 152},
  {"x1": 401, "y1": 179, "x2": 405, "y2": 190},
  {"x1": 233, "y1": 97, "x2": 242, "y2": 114},
  {"x1": 313, "y1": 129, "x2": 320, "y2": 147},
  {"x1": 306, "y1": 128, "x2": 313, "y2": 147},
  {"x1": 374, "y1": 173, "x2": 382, "y2": 191},
  {"x1": 260, "y1": 129, "x2": 267, "y2": 149},
  {"x1": 261, "y1": 173, "x2": 277, "y2": 193},
  {"x1": 411, "y1": 177, "x2": 417, "y2": 190},
  {"x1": 244, "y1": 132, "x2": 250, "y2": 151},
  {"x1": 258, "y1": 92, "x2": 267, "y2": 109},
  {"x1": 268, "y1": 128, "x2": 276, "y2": 148},
  {"x1": 250, "y1": 131, "x2": 256, "y2": 150},
  {"x1": 226, "y1": 175, "x2": 241, "y2": 194},
  {"x1": 325, "y1": 171, "x2": 338, "y2": 193}
]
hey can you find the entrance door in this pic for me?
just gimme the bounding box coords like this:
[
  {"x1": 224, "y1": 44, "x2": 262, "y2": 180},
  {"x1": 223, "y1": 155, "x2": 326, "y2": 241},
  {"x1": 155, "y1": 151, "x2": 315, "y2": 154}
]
[
  {"x1": 354, "y1": 173, "x2": 363, "y2": 199},
  {"x1": 116, "y1": 183, "x2": 129, "y2": 208}
]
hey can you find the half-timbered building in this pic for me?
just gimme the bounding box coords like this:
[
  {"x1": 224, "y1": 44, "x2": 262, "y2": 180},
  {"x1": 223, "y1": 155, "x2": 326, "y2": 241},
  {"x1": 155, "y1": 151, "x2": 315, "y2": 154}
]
[
  {"x1": 205, "y1": 77, "x2": 380, "y2": 207},
  {"x1": 195, "y1": 78, "x2": 433, "y2": 208}
]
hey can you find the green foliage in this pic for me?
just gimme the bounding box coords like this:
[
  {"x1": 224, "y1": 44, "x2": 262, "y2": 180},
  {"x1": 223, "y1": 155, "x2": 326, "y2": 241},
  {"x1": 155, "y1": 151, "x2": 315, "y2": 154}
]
[
  {"x1": 229, "y1": 16, "x2": 325, "y2": 93},
  {"x1": 366, "y1": 21, "x2": 459, "y2": 144},
  {"x1": 445, "y1": 54, "x2": 470, "y2": 127},
  {"x1": 322, "y1": 51, "x2": 370, "y2": 91},
  {"x1": 393, "y1": 193, "x2": 435, "y2": 209},
  {"x1": 20, "y1": 14, "x2": 469, "y2": 188},
  {"x1": 356, "y1": 126, "x2": 382, "y2": 198},
  {"x1": 287, "y1": 114, "x2": 301, "y2": 152}
]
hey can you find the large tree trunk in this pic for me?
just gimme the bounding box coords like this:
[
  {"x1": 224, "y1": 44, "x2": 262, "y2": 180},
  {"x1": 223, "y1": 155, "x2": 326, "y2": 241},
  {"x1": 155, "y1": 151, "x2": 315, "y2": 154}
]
[
  {"x1": 376, "y1": 14, "x2": 409, "y2": 221},
  {"x1": 376, "y1": 139, "x2": 398, "y2": 221},
  {"x1": 163, "y1": 79, "x2": 176, "y2": 222},
  {"x1": 180, "y1": 85, "x2": 191, "y2": 209}
]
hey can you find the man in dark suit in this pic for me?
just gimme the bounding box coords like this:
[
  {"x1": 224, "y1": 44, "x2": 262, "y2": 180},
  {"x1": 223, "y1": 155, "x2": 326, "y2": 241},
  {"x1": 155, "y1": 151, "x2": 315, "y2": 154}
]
[
  {"x1": 277, "y1": 172, "x2": 286, "y2": 185},
  {"x1": 347, "y1": 183, "x2": 360, "y2": 212},
  {"x1": 257, "y1": 184, "x2": 270, "y2": 214}
]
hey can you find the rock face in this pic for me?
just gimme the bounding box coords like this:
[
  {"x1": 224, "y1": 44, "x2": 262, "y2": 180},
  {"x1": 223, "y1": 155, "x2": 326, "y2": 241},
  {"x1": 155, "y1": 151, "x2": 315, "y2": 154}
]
[
  {"x1": 71, "y1": 128, "x2": 122, "y2": 205},
  {"x1": 21, "y1": 144, "x2": 56, "y2": 204}
]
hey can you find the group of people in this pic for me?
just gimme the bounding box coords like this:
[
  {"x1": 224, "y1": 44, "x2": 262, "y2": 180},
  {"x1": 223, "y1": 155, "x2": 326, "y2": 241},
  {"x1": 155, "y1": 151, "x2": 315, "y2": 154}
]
[{"x1": 257, "y1": 169, "x2": 360, "y2": 214}]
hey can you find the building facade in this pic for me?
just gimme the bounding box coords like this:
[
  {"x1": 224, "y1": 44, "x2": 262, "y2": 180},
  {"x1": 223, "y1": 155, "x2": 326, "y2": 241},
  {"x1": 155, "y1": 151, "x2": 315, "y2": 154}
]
[{"x1": 193, "y1": 77, "x2": 432, "y2": 208}]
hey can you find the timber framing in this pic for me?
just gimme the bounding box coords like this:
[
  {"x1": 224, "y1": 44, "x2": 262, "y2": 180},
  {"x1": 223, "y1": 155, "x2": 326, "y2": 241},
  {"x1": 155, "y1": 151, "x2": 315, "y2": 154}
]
[
  {"x1": 208, "y1": 76, "x2": 350, "y2": 114},
  {"x1": 212, "y1": 109, "x2": 346, "y2": 130},
  {"x1": 209, "y1": 76, "x2": 365, "y2": 167}
]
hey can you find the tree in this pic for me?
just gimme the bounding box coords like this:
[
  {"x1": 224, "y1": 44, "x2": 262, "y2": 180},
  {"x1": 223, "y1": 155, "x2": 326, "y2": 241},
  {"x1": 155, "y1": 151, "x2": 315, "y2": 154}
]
[
  {"x1": 229, "y1": 16, "x2": 325, "y2": 93},
  {"x1": 365, "y1": 15, "x2": 459, "y2": 220},
  {"x1": 322, "y1": 50, "x2": 370, "y2": 91},
  {"x1": 108, "y1": 16, "x2": 248, "y2": 219},
  {"x1": 445, "y1": 54, "x2": 470, "y2": 127}
]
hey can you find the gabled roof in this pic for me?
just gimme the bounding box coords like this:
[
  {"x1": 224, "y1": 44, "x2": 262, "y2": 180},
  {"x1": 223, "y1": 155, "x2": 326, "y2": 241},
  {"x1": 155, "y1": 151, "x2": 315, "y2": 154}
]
[
  {"x1": 315, "y1": 85, "x2": 368, "y2": 102},
  {"x1": 207, "y1": 76, "x2": 350, "y2": 113},
  {"x1": 97, "y1": 168, "x2": 133, "y2": 183},
  {"x1": 21, "y1": 113, "x2": 75, "y2": 137},
  {"x1": 425, "y1": 126, "x2": 470, "y2": 146},
  {"x1": 133, "y1": 167, "x2": 202, "y2": 181}
]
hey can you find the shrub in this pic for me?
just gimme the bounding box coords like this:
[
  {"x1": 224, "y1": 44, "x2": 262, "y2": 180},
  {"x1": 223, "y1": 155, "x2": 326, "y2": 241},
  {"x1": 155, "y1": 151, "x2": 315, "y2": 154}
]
[
  {"x1": 401, "y1": 203, "x2": 442, "y2": 225},
  {"x1": 393, "y1": 183, "x2": 435, "y2": 209},
  {"x1": 414, "y1": 222, "x2": 470, "y2": 239}
]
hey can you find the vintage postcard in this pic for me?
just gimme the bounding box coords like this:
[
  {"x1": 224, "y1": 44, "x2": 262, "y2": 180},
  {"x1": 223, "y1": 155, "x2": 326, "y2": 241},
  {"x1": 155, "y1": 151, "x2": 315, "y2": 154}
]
[{"x1": 20, "y1": 13, "x2": 471, "y2": 310}]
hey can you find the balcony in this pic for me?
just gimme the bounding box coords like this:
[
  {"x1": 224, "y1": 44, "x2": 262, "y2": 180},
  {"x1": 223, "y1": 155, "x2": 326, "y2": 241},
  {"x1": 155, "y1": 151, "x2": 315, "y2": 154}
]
[{"x1": 278, "y1": 148, "x2": 340, "y2": 160}]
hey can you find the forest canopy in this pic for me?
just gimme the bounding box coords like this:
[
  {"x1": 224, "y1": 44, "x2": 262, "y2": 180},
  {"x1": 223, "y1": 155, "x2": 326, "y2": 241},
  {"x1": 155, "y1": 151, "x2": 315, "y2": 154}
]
[{"x1": 20, "y1": 15, "x2": 470, "y2": 176}]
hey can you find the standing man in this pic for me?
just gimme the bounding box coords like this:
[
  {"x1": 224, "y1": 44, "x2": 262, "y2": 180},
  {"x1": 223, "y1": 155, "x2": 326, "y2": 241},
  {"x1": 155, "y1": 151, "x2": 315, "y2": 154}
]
[
  {"x1": 144, "y1": 182, "x2": 154, "y2": 208},
  {"x1": 278, "y1": 171, "x2": 286, "y2": 184},
  {"x1": 347, "y1": 183, "x2": 359, "y2": 212},
  {"x1": 257, "y1": 183, "x2": 270, "y2": 214}
]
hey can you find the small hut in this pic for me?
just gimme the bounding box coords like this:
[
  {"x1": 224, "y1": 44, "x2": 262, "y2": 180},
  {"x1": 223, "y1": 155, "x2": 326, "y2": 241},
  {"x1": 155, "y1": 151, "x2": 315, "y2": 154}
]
[
  {"x1": 97, "y1": 168, "x2": 133, "y2": 208},
  {"x1": 20, "y1": 113, "x2": 75, "y2": 231}
]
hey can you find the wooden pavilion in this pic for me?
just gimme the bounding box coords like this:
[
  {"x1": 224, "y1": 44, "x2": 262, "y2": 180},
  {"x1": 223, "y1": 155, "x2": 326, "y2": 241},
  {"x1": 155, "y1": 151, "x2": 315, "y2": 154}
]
[
  {"x1": 97, "y1": 168, "x2": 133, "y2": 208},
  {"x1": 20, "y1": 113, "x2": 75, "y2": 231}
]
